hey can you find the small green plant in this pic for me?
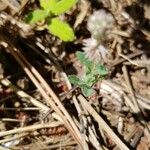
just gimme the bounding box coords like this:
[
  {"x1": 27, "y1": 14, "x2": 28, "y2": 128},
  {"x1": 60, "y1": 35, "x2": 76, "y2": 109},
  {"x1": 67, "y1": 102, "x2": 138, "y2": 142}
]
[
  {"x1": 68, "y1": 51, "x2": 108, "y2": 97},
  {"x1": 26, "y1": 0, "x2": 78, "y2": 41}
]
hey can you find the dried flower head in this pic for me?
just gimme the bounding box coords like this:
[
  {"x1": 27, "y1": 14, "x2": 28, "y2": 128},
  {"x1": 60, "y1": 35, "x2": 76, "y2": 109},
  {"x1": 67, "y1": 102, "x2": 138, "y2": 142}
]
[
  {"x1": 87, "y1": 10, "x2": 114, "y2": 41},
  {"x1": 82, "y1": 10, "x2": 114, "y2": 62},
  {"x1": 82, "y1": 38, "x2": 108, "y2": 62}
]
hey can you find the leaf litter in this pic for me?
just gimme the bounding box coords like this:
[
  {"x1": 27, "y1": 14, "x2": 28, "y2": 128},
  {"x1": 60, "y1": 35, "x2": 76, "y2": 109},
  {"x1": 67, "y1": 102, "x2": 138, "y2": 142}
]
[{"x1": 0, "y1": 0, "x2": 150, "y2": 150}]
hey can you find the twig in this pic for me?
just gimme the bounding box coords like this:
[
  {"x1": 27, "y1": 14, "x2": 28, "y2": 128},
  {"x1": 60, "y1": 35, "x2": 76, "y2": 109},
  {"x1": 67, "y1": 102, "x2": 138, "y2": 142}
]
[
  {"x1": 130, "y1": 129, "x2": 143, "y2": 148},
  {"x1": 122, "y1": 66, "x2": 139, "y2": 110},
  {"x1": 1, "y1": 0, "x2": 19, "y2": 12},
  {"x1": 14, "y1": 49, "x2": 83, "y2": 147},
  {"x1": 33, "y1": 141, "x2": 77, "y2": 150},
  {"x1": 73, "y1": 96, "x2": 103, "y2": 150},
  {"x1": 117, "y1": 117, "x2": 123, "y2": 134},
  {"x1": 78, "y1": 94, "x2": 130, "y2": 150},
  {"x1": 74, "y1": 0, "x2": 90, "y2": 28},
  {"x1": 100, "y1": 80, "x2": 136, "y2": 110},
  {"x1": 122, "y1": 65, "x2": 150, "y2": 137},
  {"x1": 111, "y1": 30, "x2": 130, "y2": 37},
  {"x1": 24, "y1": 39, "x2": 72, "y2": 90},
  {"x1": 111, "y1": 51, "x2": 143, "y2": 66},
  {"x1": 0, "y1": 122, "x2": 63, "y2": 137},
  {"x1": 0, "y1": 78, "x2": 50, "y2": 114},
  {"x1": 0, "y1": 29, "x2": 83, "y2": 148},
  {"x1": 0, "y1": 12, "x2": 32, "y2": 34},
  {"x1": 42, "y1": 134, "x2": 73, "y2": 145},
  {"x1": 113, "y1": 125, "x2": 138, "y2": 150},
  {"x1": 100, "y1": 80, "x2": 150, "y2": 110},
  {"x1": 0, "y1": 107, "x2": 40, "y2": 111},
  {"x1": 2, "y1": 118, "x2": 24, "y2": 122},
  {"x1": 119, "y1": 53, "x2": 139, "y2": 66},
  {"x1": 0, "y1": 146, "x2": 11, "y2": 150},
  {"x1": 0, "y1": 133, "x2": 28, "y2": 144},
  {"x1": 124, "y1": 60, "x2": 150, "y2": 65},
  {"x1": 88, "y1": 127, "x2": 104, "y2": 150},
  {"x1": 72, "y1": 96, "x2": 90, "y2": 150},
  {"x1": 122, "y1": 66, "x2": 143, "y2": 113},
  {"x1": 109, "y1": 0, "x2": 116, "y2": 10}
]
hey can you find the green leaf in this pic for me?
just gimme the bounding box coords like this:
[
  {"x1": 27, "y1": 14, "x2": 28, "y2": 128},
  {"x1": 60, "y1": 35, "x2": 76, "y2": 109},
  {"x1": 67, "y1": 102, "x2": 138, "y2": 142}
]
[
  {"x1": 95, "y1": 63, "x2": 108, "y2": 76},
  {"x1": 26, "y1": 9, "x2": 48, "y2": 24},
  {"x1": 76, "y1": 51, "x2": 93, "y2": 68},
  {"x1": 40, "y1": 0, "x2": 58, "y2": 11},
  {"x1": 68, "y1": 75, "x2": 80, "y2": 85},
  {"x1": 51, "y1": 0, "x2": 78, "y2": 15},
  {"x1": 82, "y1": 74, "x2": 96, "y2": 87},
  {"x1": 81, "y1": 85, "x2": 95, "y2": 97},
  {"x1": 48, "y1": 17, "x2": 75, "y2": 41}
]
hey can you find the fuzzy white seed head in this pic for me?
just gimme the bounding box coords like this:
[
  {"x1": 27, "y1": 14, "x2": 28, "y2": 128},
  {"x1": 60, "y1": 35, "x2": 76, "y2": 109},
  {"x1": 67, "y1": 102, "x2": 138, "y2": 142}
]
[
  {"x1": 87, "y1": 10, "x2": 114, "y2": 40},
  {"x1": 82, "y1": 38, "x2": 108, "y2": 62}
]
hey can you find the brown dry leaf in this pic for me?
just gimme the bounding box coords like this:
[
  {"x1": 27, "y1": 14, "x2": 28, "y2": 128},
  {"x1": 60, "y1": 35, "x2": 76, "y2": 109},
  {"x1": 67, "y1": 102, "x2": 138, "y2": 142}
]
[
  {"x1": 0, "y1": 1, "x2": 8, "y2": 11},
  {"x1": 137, "y1": 135, "x2": 150, "y2": 150},
  {"x1": 144, "y1": 5, "x2": 150, "y2": 20},
  {"x1": 74, "y1": 0, "x2": 90, "y2": 28},
  {"x1": 1, "y1": 0, "x2": 29, "y2": 14}
]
